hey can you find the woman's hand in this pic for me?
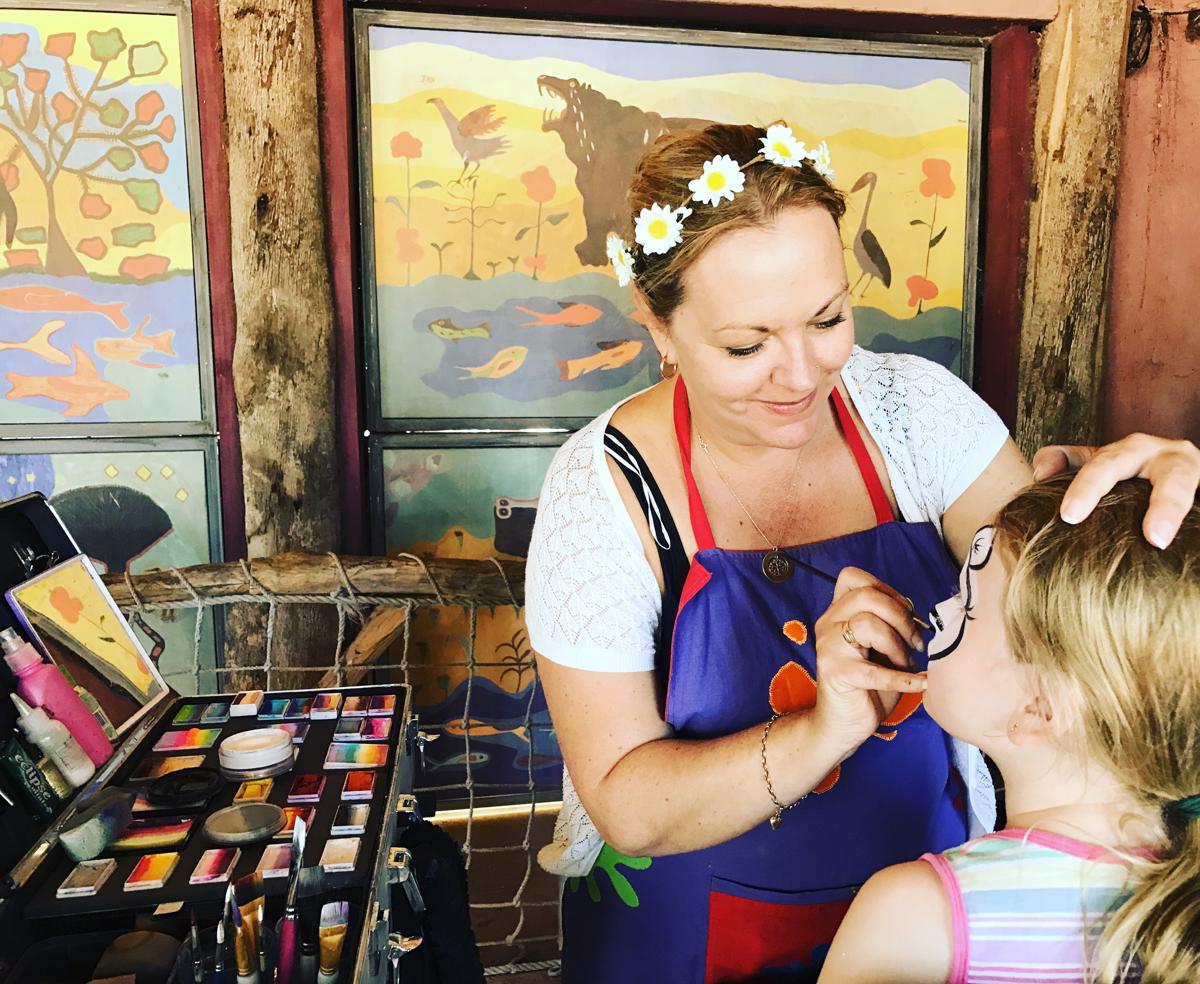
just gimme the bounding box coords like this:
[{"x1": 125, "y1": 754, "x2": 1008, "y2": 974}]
[
  {"x1": 811, "y1": 567, "x2": 927, "y2": 759},
  {"x1": 1032, "y1": 434, "x2": 1200, "y2": 548}
]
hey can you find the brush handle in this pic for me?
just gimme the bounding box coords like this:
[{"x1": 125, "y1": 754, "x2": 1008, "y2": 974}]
[{"x1": 276, "y1": 914, "x2": 301, "y2": 984}]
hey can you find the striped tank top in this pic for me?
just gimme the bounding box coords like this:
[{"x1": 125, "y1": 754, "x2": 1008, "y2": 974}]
[{"x1": 921, "y1": 829, "x2": 1139, "y2": 984}]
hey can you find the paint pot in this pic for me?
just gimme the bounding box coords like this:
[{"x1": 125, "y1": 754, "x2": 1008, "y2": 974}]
[
  {"x1": 218, "y1": 727, "x2": 295, "y2": 781},
  {"x1": 204, "y1": 802, "x2": 287, "y2": 846}
]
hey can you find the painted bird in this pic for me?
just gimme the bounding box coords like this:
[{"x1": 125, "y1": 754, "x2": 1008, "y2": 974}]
[
  {"x1": 849, "y1": 172, "x2": 892, "y2": 297},
  {"x1": 426, "y1": 97, "x2": 509, "y2": 184},
  {"x1": 516, "y1": 302, "x2": 602, "y2": 328},
  {"x1": 457, "y1": 345, "x2": 527, "y2": 380}
]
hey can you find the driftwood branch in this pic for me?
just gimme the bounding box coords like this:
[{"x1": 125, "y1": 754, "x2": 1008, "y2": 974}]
[
  {"x1": 318, "y1": 607, "x2": 411, "y2": 688},
  {"x1": 100, "y1": 553, "x2": 526, "y2": 610}
]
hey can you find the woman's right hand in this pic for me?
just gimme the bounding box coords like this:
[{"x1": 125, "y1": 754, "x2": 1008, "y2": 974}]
[{"x1": 811, "y1": 566, "x2": 928, "y2": 759}]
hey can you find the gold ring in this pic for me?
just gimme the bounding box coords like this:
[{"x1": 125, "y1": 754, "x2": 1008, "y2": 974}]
[{"x1": 841, "y1": 621, "x2": 858, "y2": 647}]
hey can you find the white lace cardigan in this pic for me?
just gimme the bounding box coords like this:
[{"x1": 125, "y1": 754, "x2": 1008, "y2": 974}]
[{"x1": 525, "y1": 347, "x2": 1008, "y2": 877}]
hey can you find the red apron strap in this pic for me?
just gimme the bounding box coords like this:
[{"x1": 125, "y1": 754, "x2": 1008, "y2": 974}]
[
  {"x1": 830, "y1": 386, "x2": 895, "y2": 525},
  {"x1": 673, "y1": 377, "x2": 718, "y2": 551},
  {"x1": 674, "y1": 380, "x2": 894, "y2": 548}
]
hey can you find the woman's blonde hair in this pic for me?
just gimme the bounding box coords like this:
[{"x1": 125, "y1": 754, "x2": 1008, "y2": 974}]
[
  {"x1": 994, "y1": 474, "x2": 1200, "y2": 983},
  {"x1": 625, "y1": 123, "x2": 846, "y2": 324}
]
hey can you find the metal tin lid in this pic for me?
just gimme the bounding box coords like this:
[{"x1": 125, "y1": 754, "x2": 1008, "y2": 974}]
[{"x1": 202, "y1": 802, "x2": 286, "y2": 845}]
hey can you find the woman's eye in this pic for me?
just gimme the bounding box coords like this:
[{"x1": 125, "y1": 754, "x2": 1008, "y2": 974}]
[
  {"x1": 815, "y1": 313, "x2": 846, "y2": 331},
  {"x1": 725, "y1": 343, "x2": 763, "y2": 358}
]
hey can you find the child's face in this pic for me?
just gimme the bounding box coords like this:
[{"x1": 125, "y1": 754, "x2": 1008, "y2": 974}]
[{"x1": 923, "y1": 527, "x2": 1032, "y2": 752}]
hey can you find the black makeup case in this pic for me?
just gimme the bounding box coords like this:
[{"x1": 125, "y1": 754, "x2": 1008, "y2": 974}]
[{"x1": 0, "y1": 492, "x2": 423, "y2": 984}]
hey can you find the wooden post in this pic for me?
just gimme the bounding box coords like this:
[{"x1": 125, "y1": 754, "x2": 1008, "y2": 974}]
[
  {"x1": 1015, "y1": 0, "x2": 1132, "y2": 457},
  {"x1": 217, "y1": 0, "x2": 342, "y2": 685}
]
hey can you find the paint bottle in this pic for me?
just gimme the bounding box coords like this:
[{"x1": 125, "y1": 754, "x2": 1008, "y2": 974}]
[
  {"x1": 0, "y1": 734, "x2": 62, "y2": 819},
  {"x1": 1, "y1": 628, "x2": 113, "y2": 766},
  {"x1": 10, "y1": 693, "x2": 94, "y2": 788}
]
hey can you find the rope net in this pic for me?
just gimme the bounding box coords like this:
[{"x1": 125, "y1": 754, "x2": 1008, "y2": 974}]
[{"x1": 113, "y1": 553, "x2": 561, "y2": 977}]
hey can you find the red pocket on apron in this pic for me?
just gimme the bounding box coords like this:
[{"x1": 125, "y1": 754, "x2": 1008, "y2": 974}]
[{"x1": 704, "y1": 876, "x2": 856, "y2": 983}]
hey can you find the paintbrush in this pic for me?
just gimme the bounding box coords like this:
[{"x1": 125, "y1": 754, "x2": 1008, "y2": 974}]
[
  {"x1": 191, "y1": 908, "x2": 203, "y2": 984},
  {"x1": 274, "y1": 815, "x2": 307, "y2": 983},
  {"x1": 296, "y1": 866, "x2": 326, "y2": 981},
  {"x1": 212, "y1": 915, "x2": 227, "y2": 984},
  {"x1": 233, "y1": 871, "x2": 264, "y2": 984},
  {"x1": 316, "y1": 901, "x2": 350, "y2": 984}
]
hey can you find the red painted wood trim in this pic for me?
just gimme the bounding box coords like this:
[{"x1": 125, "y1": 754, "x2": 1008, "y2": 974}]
[
  {"x1": 977, "y1": 25, "x2": 1037, "y2": 431},
  {"x1": 317, "y1": 0, "x2": 368, "y2": 555},
  {"x1": 191, "y1": 0, "x2": 245, "y2": 562}
]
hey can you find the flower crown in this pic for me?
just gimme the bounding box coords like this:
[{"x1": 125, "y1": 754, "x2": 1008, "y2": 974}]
[{"x1": 607, "y1": 124, "x2": 834, "y2": 287}]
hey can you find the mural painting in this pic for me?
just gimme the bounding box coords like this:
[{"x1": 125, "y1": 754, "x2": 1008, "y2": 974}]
[
  {"x1": 0, "y1": 443, "x2": 219, "y2": 694},
  {"x1": 360, "y1": 17, "x2": 983, "y2": 428},
  {"x1": 0, "y1": 6, "x2": 209, "y2": 427},
  {"x1": 380, "y1": 443, "x2": 561, "y2": 798}
]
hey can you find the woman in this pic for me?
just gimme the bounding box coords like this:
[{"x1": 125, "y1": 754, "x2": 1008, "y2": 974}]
[{"x1": 524, "y1": 123, "x2": 1199, "y2": 983}]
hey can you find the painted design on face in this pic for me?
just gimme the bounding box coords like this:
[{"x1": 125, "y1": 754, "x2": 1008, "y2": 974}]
[{"x1": 927, "y1": 526, "x2": 995, "y2": 662}]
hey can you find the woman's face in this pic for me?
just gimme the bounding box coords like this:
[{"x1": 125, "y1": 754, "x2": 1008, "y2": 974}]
[{"x1": 658, "y1": 205, "x2": 854, "y2": 450}]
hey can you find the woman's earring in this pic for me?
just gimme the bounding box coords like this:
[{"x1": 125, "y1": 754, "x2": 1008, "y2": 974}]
[{"x1": 659, "y1": 355, "x2": 678, "y2": 380}]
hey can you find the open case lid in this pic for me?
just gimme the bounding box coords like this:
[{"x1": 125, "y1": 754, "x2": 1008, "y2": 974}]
[{"x1": 0, "y1": 492, "x2": 172, "y2": 894}]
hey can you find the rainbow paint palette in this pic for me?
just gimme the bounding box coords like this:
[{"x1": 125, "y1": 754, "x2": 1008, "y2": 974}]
[
  {"x1": 324, "y1": 742, "x2": 389, "y2": 770},
  {"x1": 152, "y1": 728, "x2": 222, "y2": 753},
  {"x1": 110, "y1": 818, "x2": 193, "y2": 852}
]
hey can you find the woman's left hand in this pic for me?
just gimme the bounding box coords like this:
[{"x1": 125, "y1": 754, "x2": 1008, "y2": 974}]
[{"x1": 1032, "y1": 433, "x2": 1200, "y2": 548}]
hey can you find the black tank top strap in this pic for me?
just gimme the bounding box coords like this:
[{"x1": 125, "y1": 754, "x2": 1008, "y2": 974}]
[{"x1": 603, "y1": 423, "x2": 690, "y2": 703}]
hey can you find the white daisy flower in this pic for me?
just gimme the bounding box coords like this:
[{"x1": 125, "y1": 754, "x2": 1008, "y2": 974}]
[
  {"x1": 634, "y1": 203, "x2": 687, "y2": 255},
  {"x1": 760, "y1": 124, "x2": 806, "y2": 168},
  {"x1": 607, "y1": 235, "x2": 635, "y2": 286},
  {"x1": 687, "y1": 154, "x2": 746, "y2": 206},
  {"x1": 808, "y1": 140, "x2": 835, "y2": 181}
]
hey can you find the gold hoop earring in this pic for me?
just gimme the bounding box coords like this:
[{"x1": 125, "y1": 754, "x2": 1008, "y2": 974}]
[{"x1": 659, "y1": 356, "x2": 678, "y2": 380}]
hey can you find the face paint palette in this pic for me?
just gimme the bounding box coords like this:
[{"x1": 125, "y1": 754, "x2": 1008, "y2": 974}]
[
  {"x1": 57, "y1": 858, "x2": 117, "y2": 898},
  {"x1": 230, "y1": 691, "x2": 264, "y2": 717},
  {"x1": 256, "y1": 842, "x2": 292, "y2": 879},
  {"x1": 152, "y1": 728, "x2": 222, "y2": 753},
  {"x1": 189, "y1": 847, "x2": 240, "y2": 885},
  {"x1": 341, "y1": 771, "x2": 376, "y2": 801},
  {"x1": 233, "y1": 779, "x2": 273, "y2": 803},
  {"x1": 310, "y1": 693, "x2": 342, "y2": 719},
  {"x1": 109, "y1": 818, "x2": 194, "y2": 852},
  {"x1": 331, "y1": 803, "x2": 370, "y2": 836},
  {"x1": 286, "y1": 773, "x2": 326, "y2": 804},
  {"x1": 318, "y1": 837, "x2": 360, "y2": 873},
  {"x1": 123, "y1": 852, "x2": 180, "y2": 891},
  {"x1": 324, "y1": 742, "x2": 389, "y2": 770}
]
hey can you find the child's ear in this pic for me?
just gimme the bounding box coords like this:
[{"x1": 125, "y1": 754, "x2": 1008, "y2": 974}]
[{"x1": 1007, "y1": 694, "x2": 1059, "y2": 746}]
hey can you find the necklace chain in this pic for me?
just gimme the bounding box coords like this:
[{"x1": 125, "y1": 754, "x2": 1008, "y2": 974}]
[{"x1": 696, "y1": 433, "x2": 805, "y2": 550}]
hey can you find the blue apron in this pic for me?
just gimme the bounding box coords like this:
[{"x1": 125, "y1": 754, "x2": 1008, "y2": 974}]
[{"x1": 561, "y1": 379, "x2": 967, "y2": 983}]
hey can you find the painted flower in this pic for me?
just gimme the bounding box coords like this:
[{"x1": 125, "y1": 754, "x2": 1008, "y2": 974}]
[
  {"x1": 634, "y1": 203, "x2": 689, "y2": 255},
  {"x1": 24, "y1": 68, "x2": 49, "y2": 94},
  {"x1": 520, "y1": 164, "x2": 556, "y2": 204},
  {"x1": 687, "y1": 154, "x2": 745, "y2": 206},
  {"x1": 920, "y1": 159, "x2": 955, "y2": 199},
  {"x1": 390, "y1": 131, "x2": 422, "y2": 159},
  {"x1": 0, "y1": 34, "x2": 28, "y2": 69},
  {"x1": 906, "y1": 274, "x2": 939, "y2": 307},
  {"x1": 607, "y1": 234, "x2": 634, "y2": 286},
  {"x1": 759, "y1": 124, "x2": 806, "y2": 168},
  {"x1": 807, "y1": 140, "x2": 835, "y2": 181}
]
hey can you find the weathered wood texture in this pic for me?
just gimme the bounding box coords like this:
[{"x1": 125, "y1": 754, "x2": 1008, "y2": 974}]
[
  {"x1": 101, "y1": 554, "x2": 525, "y2": 609},
  {"x1": 217, "y1": 0, "x2": 342, "y2": 686},
  {"x1": 1016, "y1": 0, "x2": 1132, "y2": 457},
  {"x1": 317, "y1": 607, "x2": 411, "y2": 687}
]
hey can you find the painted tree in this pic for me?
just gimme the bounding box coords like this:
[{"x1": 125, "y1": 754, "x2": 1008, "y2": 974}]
[
  {"x1": 0, "y1": 28, "x2": 176, "y2": 276},
  {"x1": 443, "y1": 175, "x2": 504, "y2": 281}
]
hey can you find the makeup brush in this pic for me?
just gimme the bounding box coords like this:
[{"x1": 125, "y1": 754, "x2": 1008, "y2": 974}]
[
  {"x1": 274, "y1": 815, "x2": 307, "y2": 983},
  {"x1": 191, "y1": 909, "x2": 203, "y2": 984},
  {"x1": 232, "y1": 871, "x2": 265, "y2": 984},
  {"x1": 296, "y1": 866, "x2": 326, "y2": 981},
  {"x1": 212, "y1": 915, "x2": 227, "y2": 984},
  {"x1": 316, "y1": 901, "x2": 350, "y2": 984}
]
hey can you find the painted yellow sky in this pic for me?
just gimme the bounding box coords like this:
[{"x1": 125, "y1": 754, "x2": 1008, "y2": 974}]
[{"x1": 0, "y1": 8, "x2": 182, "y2": 87}]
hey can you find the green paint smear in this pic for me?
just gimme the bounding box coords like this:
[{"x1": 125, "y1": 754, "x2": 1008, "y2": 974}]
[{"x1": 567, "y1": 844, "x2": 652, "y2": 908}]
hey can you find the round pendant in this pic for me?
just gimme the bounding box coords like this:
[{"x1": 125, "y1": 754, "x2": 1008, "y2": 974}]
[{"x1": 762, "y1": 550, "x2": 793, "y2": 584}]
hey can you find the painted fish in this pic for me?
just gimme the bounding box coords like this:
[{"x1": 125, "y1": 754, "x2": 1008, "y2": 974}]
[
  {"x1": 0, "y1": 285, "x2": 129, "y2": 331},
  {"x1": 5, "y1": 345, "x2": 130, "y2": 417},
  {"x1": 516, "y1": 302, "x2": 602, "y2": 327},
  {"x1": 428, "y1": 317, "x2": 490, "y2": 340},
  {"x1": 95, "y1": 315, "x2": 176, "y2": 368},
  {"x1": 556, "y1": 339, "x2": 643, "y2": 381},
  {"x1": 458, "y1": 345, "x2": 527, "y2": 380},
  {"x1": 424, "y1": 751, "x2": 490, "y2": 771},
  {"x1": 0, "y1": 319, "x2": 70, "y2": 365},
  {"x1": 443, "y1": 718, "x2": 530, "y2": 743}
]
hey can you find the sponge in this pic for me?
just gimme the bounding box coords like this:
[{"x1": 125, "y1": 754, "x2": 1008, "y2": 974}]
[{"x1": 59, "y1": 787, "x2": 134, "y2": 862}]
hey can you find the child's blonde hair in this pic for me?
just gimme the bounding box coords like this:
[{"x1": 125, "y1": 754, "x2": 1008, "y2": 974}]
[{"x1": 994, "y1": 474, "x2": 1200, "y2": 984}]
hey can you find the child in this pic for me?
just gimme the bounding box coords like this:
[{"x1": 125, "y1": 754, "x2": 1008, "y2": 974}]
[{"x1": 818, "y1": 475, "x2": 1200, "y2": 984}]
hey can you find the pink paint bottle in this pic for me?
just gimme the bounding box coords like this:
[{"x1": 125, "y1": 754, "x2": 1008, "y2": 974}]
[{"x1": 2, "y1": 627, "x2": 113, "y2": 767}]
